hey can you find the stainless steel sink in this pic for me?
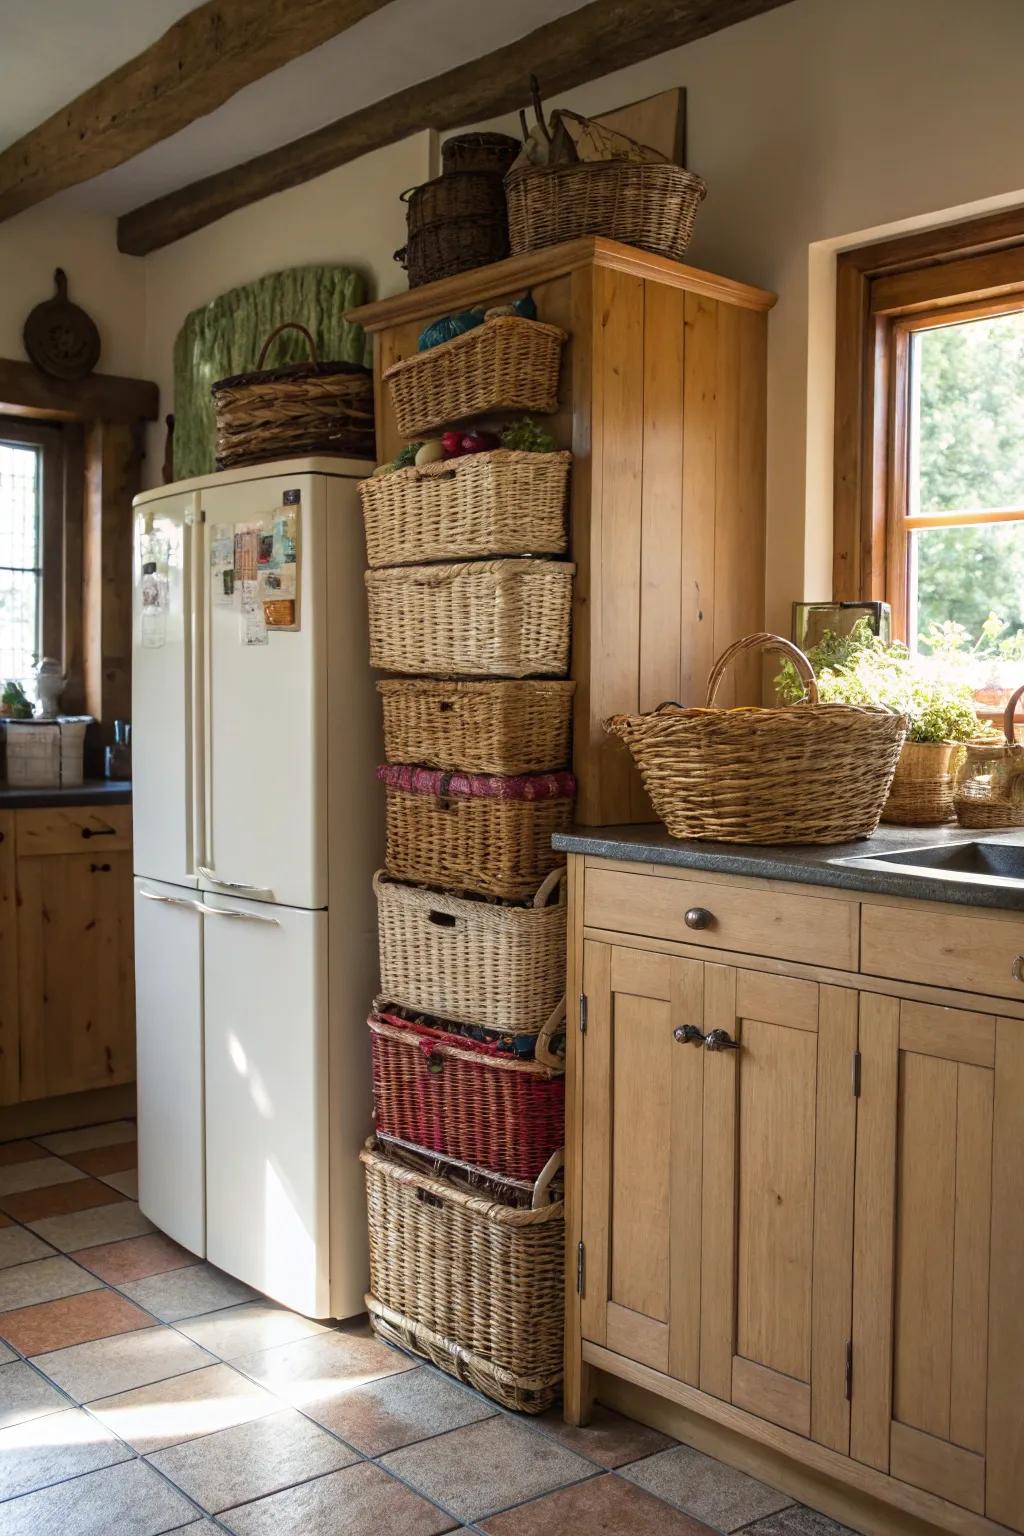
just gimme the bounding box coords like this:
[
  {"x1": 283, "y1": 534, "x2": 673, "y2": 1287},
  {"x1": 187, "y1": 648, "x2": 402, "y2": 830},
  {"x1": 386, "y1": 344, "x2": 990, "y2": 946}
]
[{"x1": 836, "y1": 840, "x2": 1024, "y2": 888}]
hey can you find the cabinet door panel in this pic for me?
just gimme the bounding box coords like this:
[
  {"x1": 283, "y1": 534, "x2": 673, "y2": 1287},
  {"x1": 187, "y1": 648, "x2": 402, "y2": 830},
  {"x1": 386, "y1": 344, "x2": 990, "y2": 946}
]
[{"x1": 0, "y1": 812, "x2": 17, "y2": 1104}]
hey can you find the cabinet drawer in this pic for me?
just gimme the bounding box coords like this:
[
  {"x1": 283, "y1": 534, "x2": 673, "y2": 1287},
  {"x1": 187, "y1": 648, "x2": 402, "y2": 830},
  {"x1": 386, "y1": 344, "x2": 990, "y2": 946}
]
[
  {"x1": 862, "y1": 902, "x2": 1024, "y2": 1000},
  {"x1": 15, "y1": 805, "x2": 132, "y2": 857},
  {"x1": 584, "y1": 866, "x2": 859, "y2": 970}
]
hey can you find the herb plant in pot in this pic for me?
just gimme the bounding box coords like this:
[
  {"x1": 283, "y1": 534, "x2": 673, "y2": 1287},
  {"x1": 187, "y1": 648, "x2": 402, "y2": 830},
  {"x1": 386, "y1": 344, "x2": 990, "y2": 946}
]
[{"x1": 776, "y1": 621, "x2": 979, "y2": 825}]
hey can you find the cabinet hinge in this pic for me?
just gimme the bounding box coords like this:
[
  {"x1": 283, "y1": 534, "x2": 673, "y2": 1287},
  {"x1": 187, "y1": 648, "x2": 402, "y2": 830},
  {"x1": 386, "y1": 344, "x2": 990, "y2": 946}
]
[
  {"x1": 576, "y1": 1240, "x2": 586, "y2": 1296},
  {"x1": 851, "y1": 1049, "x2": 862, "y2": 1097},
  {"x1": 578, "y1": 993, "x2": 588, "y2": 1034},
  {"x1": 845, "y1": 1340, "x2": 853, "y2": 1400}
]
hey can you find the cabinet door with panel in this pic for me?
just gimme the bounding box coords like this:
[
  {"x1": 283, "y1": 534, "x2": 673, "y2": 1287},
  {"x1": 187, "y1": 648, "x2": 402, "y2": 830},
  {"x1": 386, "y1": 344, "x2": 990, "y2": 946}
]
[{"x1": 853, "y1": 997, "x2": 1024, "y2": 1530}]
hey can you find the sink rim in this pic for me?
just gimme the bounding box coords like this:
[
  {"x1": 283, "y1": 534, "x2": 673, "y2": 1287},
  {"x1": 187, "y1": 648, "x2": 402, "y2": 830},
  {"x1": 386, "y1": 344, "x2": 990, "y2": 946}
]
[{"x1": 832, "y1": 838, "x2": 1024, "y2": 889}]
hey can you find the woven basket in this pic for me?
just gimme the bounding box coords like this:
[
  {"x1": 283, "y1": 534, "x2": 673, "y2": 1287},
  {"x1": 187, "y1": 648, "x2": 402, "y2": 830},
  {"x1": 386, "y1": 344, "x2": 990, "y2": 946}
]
[
  {"x1": 396, "y1": 219, "x2": 510, "y2": 289},
  {"x1": 362, "y1": 1139, "x2": 564, "y2": 1411},
  {"x1": 378, "y1": 679, "x2": 575, "y2": 774},
  {"x1": 382, "y1": 317, "x2": 566, "y2": 438},
  {"x1": 506, "y1": 160, "x2": 707, "y2": 264},
  {"x1": 211, "y1": 322, "x2": 374, "y2": 468},
  {"x1": 606, "y1": 633, "x2": 908, "y2": 845},
  {"x1": 881, "y1": 740, "x2": 960, "y2": 826},
  {"x1": 377, "y1": 764, "x2": 574, "y2": 900},
  {"x1": 365, "y1": 559, "x2": 574, "y2": 678},
  {"x1": 360, "y1": 449, "x2": 571, "y2": 568},
  {"x1": 369, "y1": 1004, "x2": 565, "y2": 1182},
  {"x1": 374, "y1": 867, "x2": 567, "y2": 1034},
  {"x1": 442, "y1": 132, "x2": 521, "y2": 176},
  {"x1": 955, "y1": 689, "x2": 1024, "y2": 828}
]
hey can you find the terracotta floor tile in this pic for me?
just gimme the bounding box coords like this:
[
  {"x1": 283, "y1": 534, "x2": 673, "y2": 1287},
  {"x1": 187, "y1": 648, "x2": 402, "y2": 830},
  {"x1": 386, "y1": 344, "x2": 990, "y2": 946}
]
[
  {"x1": 63, "y1": 1142, "x2": 137, "y2": 1177},
  {"x1": 70, "y1": 1232, "x2": 198, "y2": 1285},
  {"x1": 0, "y1": 1287, "x2": 154, "y2": 1356},
  {"x1": 480, "y1": 1474, "x2": 718, "y2": 1535},
  {"x1": 534, "y1": 1403, "x2": 677, "y2": 1468},
  {"x1": 0, "y1": 1213, "x2": 11, "y2": 1229},
  {"x1": 0, "y1": 1141, "x2": 44, "y2": 1168},
  {"x1": 0, "y1": 1178, "x2": 127, "y2": 1223}
]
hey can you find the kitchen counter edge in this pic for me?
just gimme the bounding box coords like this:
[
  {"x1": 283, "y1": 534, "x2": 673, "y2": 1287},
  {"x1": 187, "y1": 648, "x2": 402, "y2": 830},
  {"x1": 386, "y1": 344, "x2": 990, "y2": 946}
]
[{"x1": 0, "y1": 780, "x2": 132, "y2": 811}]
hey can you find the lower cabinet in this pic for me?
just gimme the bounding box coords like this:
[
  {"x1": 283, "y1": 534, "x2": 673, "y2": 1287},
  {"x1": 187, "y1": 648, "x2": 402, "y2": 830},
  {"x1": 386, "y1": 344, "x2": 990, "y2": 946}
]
[
  {"x1": 0, "y1": 812, "x2": 18, "y2": 1104},
  {"x1": 575, "y1": 913, "x2": 1024, "y2": 1536}
]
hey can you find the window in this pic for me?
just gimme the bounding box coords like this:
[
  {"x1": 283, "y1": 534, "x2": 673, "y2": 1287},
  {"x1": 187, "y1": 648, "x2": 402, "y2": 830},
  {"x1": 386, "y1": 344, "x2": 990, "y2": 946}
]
[
  {"x1": 834, "y1": 212, "x2": 1024, "y2": 712},
  {"x1": 0, "y1": 420, "x2": 65, "y2": 696}
]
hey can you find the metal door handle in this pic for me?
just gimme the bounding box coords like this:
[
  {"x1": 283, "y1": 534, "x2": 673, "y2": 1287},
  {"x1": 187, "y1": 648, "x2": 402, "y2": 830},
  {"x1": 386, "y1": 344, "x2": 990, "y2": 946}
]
[
  {"x1": 684, "y1": 907, "x2": 714, "y2": 930},
  {"x1": 139, "y1": 888, "x2": 200, "y2": 910},
  {"x1": 196, "y1": 865, "x2": 273, "y2": 898},
  {"x1": 704, "y1": 1028, "x2": 740, "y2": 1052},
  {"x1": 673, "y1": 1025, "x2": 706, "y2": 1046},
  {"x1": 81, "y1": 825, "x2": 116, "y2": 839},
  {"x1": 1012, "y1": 955, "x2": 1024, "y2": 984},
  {"x1": 195, "y1": 901, "x2": 280, "y2": 927}
]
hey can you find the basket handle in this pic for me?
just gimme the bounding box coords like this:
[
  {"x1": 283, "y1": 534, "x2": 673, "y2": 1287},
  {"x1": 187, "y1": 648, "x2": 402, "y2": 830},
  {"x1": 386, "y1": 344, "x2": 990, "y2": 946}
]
[
  {"x1": 705, "y1": 632, "x2": 819, "y2": 707},
  {"x1": 532, "y1": 868, "x2": 566, "y2": 908},
  {"x1": 531, "y1": 1147, "x2": 564, "y2": 1209},
  {"x1": 393, "y1": 246, "x2": 408, "y2": 269},
  {"x1": 256, "y1": 321, "x2": 319, "y2": 370},
  {"x1": 533, "y1": 996, "x2": 566, "y2": 1071},
  {"x1": 1002, "y1": 684, "x2": 1024, "y2": 745}
]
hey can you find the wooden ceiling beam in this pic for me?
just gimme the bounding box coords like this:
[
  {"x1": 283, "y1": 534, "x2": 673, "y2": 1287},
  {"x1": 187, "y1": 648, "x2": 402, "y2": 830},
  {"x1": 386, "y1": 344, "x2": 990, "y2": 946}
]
[
  {"x1": 118, "y1": 0, "x2": 795, "y2": 255},
  {"x1": 0, "y1": 0, "x2": 393, "y2": 223}
]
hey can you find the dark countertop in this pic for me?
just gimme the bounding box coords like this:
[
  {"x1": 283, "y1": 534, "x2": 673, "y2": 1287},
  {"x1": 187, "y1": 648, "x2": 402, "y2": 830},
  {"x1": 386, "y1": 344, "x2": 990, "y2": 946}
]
[
  {"x1": 0, "y1": 779, "x2": 132, "y2": 811},
  {"x1": 553, "y1": 821, "x2": 1024, "y2": 913}
]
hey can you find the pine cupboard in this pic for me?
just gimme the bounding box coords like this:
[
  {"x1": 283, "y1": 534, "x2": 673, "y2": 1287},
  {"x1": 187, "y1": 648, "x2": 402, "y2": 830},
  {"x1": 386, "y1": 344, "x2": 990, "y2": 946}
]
[
  {"x1": 566, "y1": 853, "x2": 1024, "y2": 1536},
  {"x1": 348, "y1": 237, "x2": 775, "y2": 826}
]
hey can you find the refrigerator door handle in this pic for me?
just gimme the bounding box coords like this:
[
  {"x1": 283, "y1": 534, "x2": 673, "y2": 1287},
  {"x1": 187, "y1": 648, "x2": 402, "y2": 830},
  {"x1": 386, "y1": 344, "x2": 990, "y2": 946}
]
[
  {"x1": 196, "y1": 866, "x2": 274, "y2": 899},
  {"x1": 138, "y1": 888, "x2": 203, "y2": 911},
  {"x1": 195, "y1": 900, "x2": 280, "y2": 927}
]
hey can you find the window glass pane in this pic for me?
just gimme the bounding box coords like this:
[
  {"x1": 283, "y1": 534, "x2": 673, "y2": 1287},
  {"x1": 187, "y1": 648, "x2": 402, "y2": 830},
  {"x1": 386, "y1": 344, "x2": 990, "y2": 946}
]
[
  {"x1": 912, "y1": 521, "x2": 1024, "y2": 693},
  {"x1": 910, "y1": 309, "x2": 1024, "y2": 516},
  {"x1": 0, "y1": 441, "x2": 41, "y2": 681}
]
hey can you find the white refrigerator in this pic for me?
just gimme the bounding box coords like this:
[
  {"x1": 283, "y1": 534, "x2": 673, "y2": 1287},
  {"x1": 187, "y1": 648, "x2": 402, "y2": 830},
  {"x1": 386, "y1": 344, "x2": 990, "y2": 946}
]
[{"x1": 131, "y1": 458, "x2": 380, "y2": 1320}]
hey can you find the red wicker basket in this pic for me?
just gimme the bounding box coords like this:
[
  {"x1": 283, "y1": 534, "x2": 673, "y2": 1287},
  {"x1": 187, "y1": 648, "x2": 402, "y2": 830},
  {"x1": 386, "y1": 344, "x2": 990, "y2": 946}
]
[{"x1": 369, "y1": 1004, "x2": 565, "y2": 1183}]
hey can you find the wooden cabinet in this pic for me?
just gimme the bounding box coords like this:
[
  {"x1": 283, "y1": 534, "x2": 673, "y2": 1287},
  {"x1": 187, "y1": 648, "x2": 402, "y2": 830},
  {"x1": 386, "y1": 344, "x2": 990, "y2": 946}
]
[
  {"x1": 569, "y1": 858, "x2": 1024, "y2": 1536},
  {"x1": 349, "y1": 238, "x2": 775, "y2": 826},
  {"x1": 0, "y1": 802, "x2": 135, "y2": 1105}
]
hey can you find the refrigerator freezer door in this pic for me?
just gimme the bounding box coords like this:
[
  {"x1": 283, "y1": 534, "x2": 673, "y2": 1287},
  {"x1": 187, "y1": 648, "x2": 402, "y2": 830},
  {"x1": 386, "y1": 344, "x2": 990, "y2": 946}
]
[
  {"x1": 202, "y1": 893, "x2": 330, "y2": 1316},
  {"x1": 198, "y1": 473, "x2": 328, "y2": 910},
  {"x1": 134, "y1": 878, "x2": 205, "y2": 1257},
  {"x1": 131, "y1": 492, "x2": 200, "y2": 887}
]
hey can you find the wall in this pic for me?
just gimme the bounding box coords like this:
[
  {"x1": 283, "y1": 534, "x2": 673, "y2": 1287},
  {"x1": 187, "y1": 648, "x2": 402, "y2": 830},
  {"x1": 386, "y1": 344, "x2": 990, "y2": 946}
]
[
  {"x1": 141, "y1": 132, "x2": 435, "y2": 475},
  {"x1": 0, "y1": 203, "x2": 147, "y2": 379}
]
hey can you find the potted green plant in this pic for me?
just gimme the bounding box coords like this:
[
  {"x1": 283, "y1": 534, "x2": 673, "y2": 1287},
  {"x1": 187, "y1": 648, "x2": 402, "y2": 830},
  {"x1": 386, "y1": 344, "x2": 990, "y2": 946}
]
[{"x1": 776, "y1": 621, "x2": 979, "y2": 824}]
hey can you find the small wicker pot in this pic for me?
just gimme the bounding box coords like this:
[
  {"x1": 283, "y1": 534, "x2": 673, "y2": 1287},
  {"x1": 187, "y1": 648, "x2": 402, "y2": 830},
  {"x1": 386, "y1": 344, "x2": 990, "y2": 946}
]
[
  {"x1": 362, "y1": 1139, "x2": 564, "y2": 1411},
  {"x1": 606, "y1": 633, "x2": 909, "y2": 846},
  {"x1": 377, "y1": 764, "x2": 574, "y2": 900},
  {"x1": 360, "y1": 449, "x2": 571, "y2": 568},
  {"x1": 881, "y1": 741, "x2": 961, "y2": 826},
  {"x1": 374, "y1": 867, "x2": 567, "y2": 1034},
  {"x1": 369, "y1": 1004, "x2": 565, "y2": 1183},
  {"x1": 505, "y1": 160, "x2": 707, "y2": 264},
  {"x1": 378, "y1": 679, "x2": 575, "y2": 775},
  {"x1": 442, "y1": 132, "x2": 521, "y2": 176},
  {"x1": 382, "y1": 317, "x2": 566, "y2": 438},
  {"x1": 365, "y1": 559, "x2": 574, "y2": 678},
  {"x1": 211, "y1": 322, "x2": 374, "y2": 468},
  {"x1": 955, "y1": 686, "x2": 1024, "y2": 828}
]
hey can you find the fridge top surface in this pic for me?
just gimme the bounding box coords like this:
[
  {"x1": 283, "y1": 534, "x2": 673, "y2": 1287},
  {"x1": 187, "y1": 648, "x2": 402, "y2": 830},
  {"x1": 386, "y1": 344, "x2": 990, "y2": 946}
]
[{"x1": 134, "y1": 455, "x2": 373, "y2": 507}]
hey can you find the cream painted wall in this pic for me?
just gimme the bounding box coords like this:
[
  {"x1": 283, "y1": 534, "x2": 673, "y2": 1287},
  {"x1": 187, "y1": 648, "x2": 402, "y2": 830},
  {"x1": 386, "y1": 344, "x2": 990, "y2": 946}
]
[
  {"x1": 0, "y1": 203, "x2": 147, "y2": 379},
  {"x1": 140, "y1": 131, "x2": 435, "y2": 476}
]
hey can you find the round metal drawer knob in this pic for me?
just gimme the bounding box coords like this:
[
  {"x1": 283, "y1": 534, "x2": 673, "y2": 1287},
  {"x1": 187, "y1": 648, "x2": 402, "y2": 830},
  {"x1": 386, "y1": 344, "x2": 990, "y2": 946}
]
[{"x1": 684, "y1": 906, "x2": 714, "y2": 930}]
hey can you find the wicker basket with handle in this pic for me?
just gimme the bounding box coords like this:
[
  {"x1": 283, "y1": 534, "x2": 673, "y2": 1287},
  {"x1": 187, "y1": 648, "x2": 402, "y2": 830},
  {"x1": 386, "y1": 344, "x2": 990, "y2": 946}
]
[
  {"x1": 382, "y1": 316, "x2": 566, "y2": 438},
  {"x1": 954, "y1": 684, "x2": 1024, "y2": 829},
  {"x1": 606, "y1": 633, "x2": 908, "y2": 845},
  {"x1": 365, "y1": 558, "x2": 574, "y2": 678},
  {"x1": 362, "y1": 1138, "x2": 564, "y2": 1412},
  {"x1": 505, "y1": 160, "x2": 707, "y2": 264},
  {"x1": 377, "y1": 679, "x2": 575, "y2": 775},
  {"x1": 374, "y1": 867, "x2": 567, "y2": 1035},
  {"x1": 211, "y1": 322, "x2": 374, "y2": 468},
  {"x1": 359, "y1": 448, "x2": 571, "y2": 568}
]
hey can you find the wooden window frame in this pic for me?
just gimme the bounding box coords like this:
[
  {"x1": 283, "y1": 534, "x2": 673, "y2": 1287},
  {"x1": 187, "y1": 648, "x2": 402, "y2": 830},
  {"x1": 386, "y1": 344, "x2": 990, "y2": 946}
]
[
  {"x1": 0, "y1": 416, "x2": 71, "y2": 682},
  {"x1": 833, "y1": 207, "x2": 1024, "y2": 632}
]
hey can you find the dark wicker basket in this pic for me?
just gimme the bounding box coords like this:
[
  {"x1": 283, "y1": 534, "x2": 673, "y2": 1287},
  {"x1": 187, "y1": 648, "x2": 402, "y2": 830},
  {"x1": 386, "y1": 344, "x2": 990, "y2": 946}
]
[
  {"x1": 211, "y1": 322, "x2": 374, "y2": 468},
  {"x1": 442, "y1": 132, "x2": 521, "y2": 176},
  {"x1": 396, "y1": 172, "x2": 510, "y2": 288},
  {"x1": 505, "y1": 159, "x2": 707, "y2": 264}
]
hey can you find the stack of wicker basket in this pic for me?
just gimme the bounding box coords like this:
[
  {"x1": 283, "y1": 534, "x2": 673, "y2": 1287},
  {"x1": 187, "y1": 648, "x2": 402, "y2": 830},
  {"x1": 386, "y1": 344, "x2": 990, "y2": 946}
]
[{"x1": 358, "y1": 314, "x2": 574, "y2": 1412}]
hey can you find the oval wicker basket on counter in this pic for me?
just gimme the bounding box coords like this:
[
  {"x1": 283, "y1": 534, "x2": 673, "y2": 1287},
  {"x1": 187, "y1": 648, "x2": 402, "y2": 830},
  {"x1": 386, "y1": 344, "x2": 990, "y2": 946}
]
[
  {"x1": 377, "y1": 678, "x2": 575, "y2": 775},
  {"x1": 606, "y1": 633, "x2": 908, "y2": 845},
  {"x1": 360, "y1": 449, "x2": 571, "y2": 568},
  {"x1": 377, "y1": 764, "x2": 574, "y2": 900},
  {"x1": 211, "y1": 322, "x2": 374, "y2": 468},
  {"x1": 505, "y1": 159, "x2": 707, "y2": 264},
  {"x1": 366, "y1": 558, "x2": 574, "y2": 678},
  {"x1": 374, "y1": 868, "x2": 567, "y2": 1035},
  {"x1": 382, "y1": 316, "x2": 566, "y2": 438}
]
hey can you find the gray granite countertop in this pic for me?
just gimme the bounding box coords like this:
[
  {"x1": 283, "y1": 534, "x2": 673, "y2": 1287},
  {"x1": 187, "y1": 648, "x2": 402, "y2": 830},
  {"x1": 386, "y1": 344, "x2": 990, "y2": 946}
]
[
  {"x1": 0, "y1": 779, "x2": 132, "y2": 811},
  {"x1": 554, "y1": 821, "x2": 1024, "y2": 913}
]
